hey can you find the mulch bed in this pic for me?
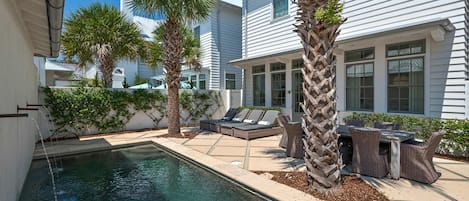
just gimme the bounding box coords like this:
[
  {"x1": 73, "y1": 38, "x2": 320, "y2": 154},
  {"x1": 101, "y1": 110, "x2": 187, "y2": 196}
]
[
  {"x1": 435, "y1": 153, "x2": 469, "y2": 162},
  {"x1": 255, "y1": 171, "x2": 388, "y2": 201},
  {"x1": 158, "y1": 132, "x2": 198, "y2": 139}
]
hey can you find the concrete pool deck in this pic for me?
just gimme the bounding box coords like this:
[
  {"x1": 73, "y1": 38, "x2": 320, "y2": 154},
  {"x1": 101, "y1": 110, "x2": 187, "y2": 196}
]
[{"x1": 33, "y1": 127, "x2": 469, "y2": 201}]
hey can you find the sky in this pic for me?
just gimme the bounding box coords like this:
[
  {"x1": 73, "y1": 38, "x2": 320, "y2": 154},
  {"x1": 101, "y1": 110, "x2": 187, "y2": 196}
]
[{"x1": 64, "y1": 0, "x2": 243, "y2": 20}]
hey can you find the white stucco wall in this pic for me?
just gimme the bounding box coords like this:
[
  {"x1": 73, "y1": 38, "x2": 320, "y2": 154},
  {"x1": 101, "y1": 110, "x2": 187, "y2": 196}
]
[{"x1": 0, "y1": 1, "x2": 41, "y2": 200}]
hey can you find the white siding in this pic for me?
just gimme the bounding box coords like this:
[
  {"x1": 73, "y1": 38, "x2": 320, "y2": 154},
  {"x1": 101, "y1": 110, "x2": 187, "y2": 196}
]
[
  {"x1": 0, "y1": 1, "x2": 41, "y2": 200},
  {"x1": 241, "y1": 0, "x2": 469, "y2": 119},
  {"x1": 219, "y1": 5, "x2": 243, "y2": 89}
]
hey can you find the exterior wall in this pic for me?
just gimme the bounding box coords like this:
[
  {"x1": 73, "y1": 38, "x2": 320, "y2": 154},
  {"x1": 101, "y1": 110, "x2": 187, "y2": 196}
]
[
  {"x1": 0, "y1": 1, "x2": 40, "y2": 200},
  {"x1": 116, "y1": 59, "x2": 138, "y2": 85},
  {"x1": 218, "y1": 4, "x2": 243, "y2": 89},
  {"x1": 240, "y1": 0, "x2": 469, "y2": 119},
  {"x1": 195, "y1": 2, "x2": 242, "y2": 90}
]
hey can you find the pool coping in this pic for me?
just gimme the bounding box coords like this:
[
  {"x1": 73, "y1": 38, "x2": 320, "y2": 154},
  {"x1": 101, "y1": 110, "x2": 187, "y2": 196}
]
[{"x1": 33, "y1": 138, "x2": 320, "y2": 201}]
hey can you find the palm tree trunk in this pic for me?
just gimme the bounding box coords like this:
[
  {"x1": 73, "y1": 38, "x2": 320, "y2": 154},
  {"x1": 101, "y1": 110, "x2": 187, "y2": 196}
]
[
  {"x1": 294, "y1": 0, "x2": 343, "y2": 192},
  {"x1": 100, "y1": 61, "x2": 114, "y2": 88},
  {"x1": 164, "y1": 18, "x2": 183, "y2": 135}
]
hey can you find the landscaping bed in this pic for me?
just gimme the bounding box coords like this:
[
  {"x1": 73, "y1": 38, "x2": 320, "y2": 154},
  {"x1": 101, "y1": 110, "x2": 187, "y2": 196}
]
[
  {"x1": 158, "y1": 132, "x2": 199, "y2": 139},
  {"x1": 256, "y1": 171, "x2": 388, "y2": 201}
]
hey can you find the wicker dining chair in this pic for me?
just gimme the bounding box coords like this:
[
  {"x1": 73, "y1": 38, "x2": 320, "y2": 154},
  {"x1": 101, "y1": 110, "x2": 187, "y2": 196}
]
[
  {"x1": 346, "y1": 119, "x2": 366, "y2": 127},
  {"x1": 400, "y1": 131, "x2": 445, "y2": 184},
  {"x1": 277, "y1": 114, "x2": 291, "y2": 148},
  {"x1": 350, "y1": 127, "x2": 389, "y2": 178}
]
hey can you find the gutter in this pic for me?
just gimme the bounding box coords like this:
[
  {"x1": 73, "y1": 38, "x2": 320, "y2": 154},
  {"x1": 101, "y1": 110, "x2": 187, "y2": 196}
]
[{"x1": 46, "y1": 0, "x2": 65, "y2": 57}]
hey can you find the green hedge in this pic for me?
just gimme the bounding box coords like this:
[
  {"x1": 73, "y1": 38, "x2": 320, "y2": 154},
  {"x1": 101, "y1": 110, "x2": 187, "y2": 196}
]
[
  {"x1": 345, "y1": 112, "x2": 469, "y2": 155},
  {"x1": 43, "y1": 87, "x2": 221, "y2": 136}
]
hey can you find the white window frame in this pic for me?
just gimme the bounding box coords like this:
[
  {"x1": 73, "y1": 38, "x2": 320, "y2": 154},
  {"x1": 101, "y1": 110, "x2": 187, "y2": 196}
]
[{"x1": 225, "y1": 73, "x2": 236, "y2": 89}]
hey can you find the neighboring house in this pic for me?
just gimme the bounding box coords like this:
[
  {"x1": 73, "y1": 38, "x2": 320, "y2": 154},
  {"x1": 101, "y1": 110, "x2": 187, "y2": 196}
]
[
  {"x1": 41, "y1": 60, "x2": 82, "y2": 86},
  {"x1": 0, "y1": 0, "x2": 64, "y2": 199},
  {"x1": 231, "y1": 0, "x2": 469, "y2": 121},
  {"x1": 183, "y1": 0, "x2": 243, "y2": 90},
  {"x1": 107, "y1": 0, "x2": 164, "y2": 86}
]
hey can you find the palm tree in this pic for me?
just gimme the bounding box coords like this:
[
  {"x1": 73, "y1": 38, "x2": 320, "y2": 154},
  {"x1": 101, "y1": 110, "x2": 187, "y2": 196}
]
[
  {"x1": 292, "y1": 0, "x2": 345, "y2": 192},
  {"x1": 128, "y1": 0, "x2": 214, "y2": 135},
  {"x1": 61, "y1": 3, "x2": 143, "y2": 88},
  {"x1": 143, "y1": 26, "x2": 202, "y2": 71}
]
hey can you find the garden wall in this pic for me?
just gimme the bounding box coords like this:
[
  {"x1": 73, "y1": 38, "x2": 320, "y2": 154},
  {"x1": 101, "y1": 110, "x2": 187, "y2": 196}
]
[{"x1": 38, "y1": 88, "x2": 243, "y2": 139}]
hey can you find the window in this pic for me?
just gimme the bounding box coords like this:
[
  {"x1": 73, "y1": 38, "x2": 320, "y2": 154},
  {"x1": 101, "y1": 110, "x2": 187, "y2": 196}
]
[
  {"x1": 292, "y1": 59, "x2": 304, "y2": 112},
  {"x1": 194, "y1": 26, "x2": 200, "y2": 39},
  {"x1": 345, "y1": 48, "x2": 374, "y2": 62},
  {"x1": 387, "y1": 58, "x2": 424, "y2": 114},
  {"x1": 386, "y1": 40, "x2": 425, "y2": 57},
  {"x1": 252, "y1": 65, "x2": 265, "y2": 106},
  {"x1": 199, "y1": 74, "x2": 206, "y2": 90},
  {"x1": 386, "y1": 40, "x2": 425, "y2": 114},
  {"x1": 273, "y1": 0, "x2": 288, "y2": 18},
  {"x1": 271, "y1": 73, "x2": 286, "y2": 107},
  {"x1": 346, "y1": 63, "x2": 374, "y2": 111},
  {"x1": 292, "y1": 59, "x2": 303, "y2": 69},
  {"x1": 270, "y1": 62, "x2": 286, "y2": 107},
  {"x1": 345, "y1": 48, "x2": 374, "y2": 111},
  {"x1": 225, "y1": 73, "x2": 236, "y2": 89},
  {"x1": 270, "y1": 62, "x2": 286, "y2": 71}
]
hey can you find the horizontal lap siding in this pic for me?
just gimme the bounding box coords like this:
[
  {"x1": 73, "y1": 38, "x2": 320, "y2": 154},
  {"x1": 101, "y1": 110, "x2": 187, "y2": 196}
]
[
  {"x1": 244, "y1": 1, "x2": 300, "y2": 58},
  {"x1": 220, "y1": 6, "x2": 243, "y2": 89}
]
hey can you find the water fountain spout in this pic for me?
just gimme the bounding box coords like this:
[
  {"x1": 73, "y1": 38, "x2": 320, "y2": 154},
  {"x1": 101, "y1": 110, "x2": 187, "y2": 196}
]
[{"x1": 30, "y1": 117, "x2": 58, "y2": 201}]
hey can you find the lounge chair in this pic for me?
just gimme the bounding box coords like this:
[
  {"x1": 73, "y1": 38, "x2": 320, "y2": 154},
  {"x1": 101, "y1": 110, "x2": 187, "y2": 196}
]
[
  {"x1": 209, "y1": 108, "x2": 250, "y2": 133},
  {"x1": 277, "y1": 114, "x2": 291, "y2": 148},
  {"x1": 219, "y1": 109, "x2": 264, "y2": 136},
  {"x1": 199, "y1": 108, "x2": 238, "y2": 131},
  {"x1": 232, "y1": 110, "x2": 281, "y2": 140},
  {"x1": 350, "y1": 127, "x2": 389, "y2": 178},
  {"x1": 400, "y1": 131, "x2": 445, "y2": 184}
]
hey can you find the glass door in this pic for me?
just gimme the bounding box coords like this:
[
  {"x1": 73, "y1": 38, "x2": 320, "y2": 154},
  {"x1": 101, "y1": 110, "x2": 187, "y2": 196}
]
[{"x1": 292, "y1": 70, "x2": 304, "y2": 121}]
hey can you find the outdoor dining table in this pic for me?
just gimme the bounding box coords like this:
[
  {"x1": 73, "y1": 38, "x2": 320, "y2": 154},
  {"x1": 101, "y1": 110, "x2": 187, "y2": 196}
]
[{"x1": 337, "y1": 124, "x2": 416, "y2": 179}]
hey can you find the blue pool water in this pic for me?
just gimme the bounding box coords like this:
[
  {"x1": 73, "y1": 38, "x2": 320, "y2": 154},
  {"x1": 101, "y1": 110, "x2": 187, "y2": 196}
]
[{"x1": 20, "y1": 145, "x2": 267, "y2": 201}]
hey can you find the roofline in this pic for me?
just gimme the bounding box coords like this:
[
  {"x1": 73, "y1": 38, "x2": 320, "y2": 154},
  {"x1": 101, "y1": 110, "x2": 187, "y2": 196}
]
[
  {"x1": 46, "y1": 0, "x2": 65, "y2": 58},
  {"x1": 230, "y1": 18, "x2": 454, "y2": 65}
]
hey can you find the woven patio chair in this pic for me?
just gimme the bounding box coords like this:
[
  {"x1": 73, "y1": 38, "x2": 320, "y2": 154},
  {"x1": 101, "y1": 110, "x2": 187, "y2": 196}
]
[
  {"x1": 350, "y1": 127, "x2": 389, "y2": 178},
  {"x1": 346, "y1": 119, "x2": 366, "y2": 127},
  {"x1": 400, "y1": 131, "x2": 445, "y2": 184},
  {"x1": 277, "y1": 114, "x2": 291, "y2": 148},
  {"x1": 283, "y1": 121, "x2": 304, "y2": 158}
]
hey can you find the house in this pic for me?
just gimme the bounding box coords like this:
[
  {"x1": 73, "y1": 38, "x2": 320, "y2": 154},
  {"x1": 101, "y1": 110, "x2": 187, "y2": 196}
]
[
  {"x1": 231, "y1": 0, "x2": 469, "y2": 121},
  {"x1": 0, "y1": 0, "x2": 64, "y2": 200},
  {"x1": 182, "y1": 0, "x2": 243, "y2": 90},
  {"x1": 118, "y1": 0, "x2": 243, "y2": 89}
]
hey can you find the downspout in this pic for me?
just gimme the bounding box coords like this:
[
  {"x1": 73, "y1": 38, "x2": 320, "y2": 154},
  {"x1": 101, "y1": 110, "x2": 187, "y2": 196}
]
[
  {"x1": 46, "y1": 0, "x2": 65, "y2": 57},
  {"x1": 216, "y1": 3, "x2": 226, "y2": 89},
  {"x1": 243, "y1": 0, "x2": 248, "y2": 58}
]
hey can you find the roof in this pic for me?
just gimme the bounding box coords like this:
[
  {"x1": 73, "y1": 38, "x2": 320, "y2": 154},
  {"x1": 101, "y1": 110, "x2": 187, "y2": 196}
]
[
  {"x1": 220, "y1": 0, "x2": 242, "y2": 8},
  {"x1": 45, "y1": 61, "x2": 77, "y2": 72},
  {"x1": 17, "y1": 0, "x2": 64, "y2": 57},
  {"x1": 133, "y1": 16, "x2": 162, "y2": 41},
  {"x1": 230, "y1": 17, "x2": 454, "y2": 65}
]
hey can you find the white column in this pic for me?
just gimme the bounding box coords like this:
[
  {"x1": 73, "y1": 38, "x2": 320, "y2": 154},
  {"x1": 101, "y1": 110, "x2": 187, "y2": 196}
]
[
  {"x1": 265, "y1": 62, "x2": 272, "y2": 107},
  {"x1": 374, "y1": 42, "x2": 387, "y2": 113},
  {"x1": 285, "y1": 58, "x2": 293, "y2": 117}
]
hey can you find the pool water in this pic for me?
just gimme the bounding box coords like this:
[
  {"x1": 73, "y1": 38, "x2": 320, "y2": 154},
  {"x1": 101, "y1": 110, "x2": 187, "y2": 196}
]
[{"x1": 20, "y1": 145, "x2": 267, "y2": 201}]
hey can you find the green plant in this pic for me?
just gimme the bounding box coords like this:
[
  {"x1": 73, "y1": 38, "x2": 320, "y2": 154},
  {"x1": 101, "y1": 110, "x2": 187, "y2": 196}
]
[
  {"x1": 134, "y1": 74, "x2": 148, "y2": 86},
  {"x1": 179, "y1": 90, "x2": 221, "y2": 125},
  {"x1": 132, "y1": 89, "x2": 167, "y2": 128},
  {"x1": 61, "y1": 3, "x2": 143, "y2": 87},
  {"x1": 44, "y1": 87, "x2": 222, "y2": 137}
]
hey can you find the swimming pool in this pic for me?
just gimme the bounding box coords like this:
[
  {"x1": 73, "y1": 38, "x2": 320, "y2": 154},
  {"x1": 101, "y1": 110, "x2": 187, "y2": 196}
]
[{"x1": 20, "y1": 145, "x2": 268, "y2": 201}]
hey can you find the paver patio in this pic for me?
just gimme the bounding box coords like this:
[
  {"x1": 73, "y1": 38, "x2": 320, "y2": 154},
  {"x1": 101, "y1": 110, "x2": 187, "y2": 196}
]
[{"x1": 33, "y1": 127, "x2": 469, "y2": 201}]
